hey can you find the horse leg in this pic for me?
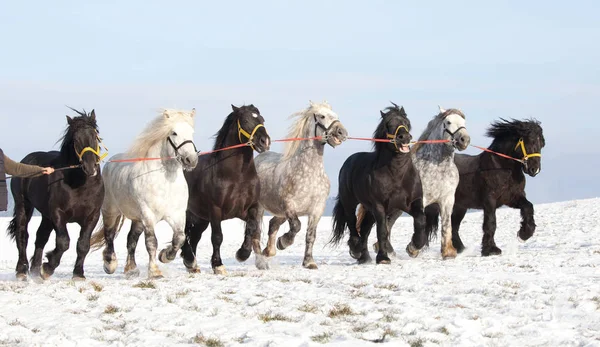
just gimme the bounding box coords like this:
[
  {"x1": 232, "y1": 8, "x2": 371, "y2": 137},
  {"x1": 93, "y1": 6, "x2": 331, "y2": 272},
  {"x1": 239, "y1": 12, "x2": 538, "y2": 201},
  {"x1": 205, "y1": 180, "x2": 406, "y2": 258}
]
[
  {"x1": 451, "y1": 207, "x2": 468, "y2": 253},
  {"x1": 406, "y1": 199, "x2": 427, "y2": 258},
  {"x1": 510, "y1": 195, "x2": 536, "y2": 242},
  {"x1": 374, "y1": 211, "x2": 402, "y2": 256},
  {"x1": 41, "y1": 211, "x2": 70, "y2": 279},
  {"x1": 481, "y1": 199, "x2": 501, "y2": 256},
  {"x1": 439, "y1": 200, "x2": 458, "y2": 260},
  {"x1": 30, "y1": 217, "x2": 54, "y2": 278},
  {"x1": 277, "y1": 213, "x2": 301, "y2": 250},
  {"x1": 210, "y1": 218, "x2": 227, "y2": 275},
  {"x1": 181, "y1": 217, "x2": 209, "y2": 273},
  {"x1": 12, "y1": 201, "x2": 34, "y2": 280},
  {"x1": 241, "y1": 204, "x2": 269, "y2": 270},
  {"x1": 142, "y1": 223, "x2": 163, "y2": 279},
  {"x1": 355, "y1": 209, "x2": 374, "y2": 264},
  {"x1": 72, "y1": 212, "x2": 101, "y2": 280},
  {"x1": 124, "y1": 221, "x2": 144, "y2": 278},
  {"x1": 263, "y1": 216, "x2": 285, "y2": 257},
  {"x1": 101, "y1": 212, "x2": 121, "y2": 274},
  {"x1": 159, "y1": 215, "x2": 187, "y2": 264},
  {"x1": 302, "y1": 214, "x2": 321, "y2": 269},
  {"x1": 373, "y1": 206, "x2": 392, "y2": 264}
]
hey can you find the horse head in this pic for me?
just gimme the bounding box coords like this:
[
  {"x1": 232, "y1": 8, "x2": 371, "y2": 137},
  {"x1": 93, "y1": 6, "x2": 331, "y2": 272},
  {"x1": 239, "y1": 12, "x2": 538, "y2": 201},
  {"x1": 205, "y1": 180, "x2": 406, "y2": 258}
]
[
  {"x1": 378, "y1": 102, "x2": 412, "y2": 153},
  {"x1": 231, "y1": 104, "x2": 270, "y2": 153},
  {"x1": 308, "y1": 100, "x2": 347, "y2": 148}
]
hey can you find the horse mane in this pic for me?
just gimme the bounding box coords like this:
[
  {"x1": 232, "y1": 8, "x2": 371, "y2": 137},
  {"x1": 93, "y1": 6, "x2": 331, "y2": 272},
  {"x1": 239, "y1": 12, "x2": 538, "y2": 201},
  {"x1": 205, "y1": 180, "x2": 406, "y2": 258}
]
[
  {"x1": 373, "y1": 104, "x2": 409, "y2": 153},
  {"x1": 58, "y1": 107, "x2": 98, "y2": 157},
  {"x1": 212, "y1": 105, "x2": 260, "y2": 150},
  {"x1": 127, "y1": 109, "x2": 194, "y2": 157},
  {"x1": 282, "y1": 101, "x2": 333, "y2": 160},
  {"x1": 487, "y1": 118, "x2": 544, "y2": 150},
  {"x1": 412, "y1": 108, "x2": 465, "y2": 153}
]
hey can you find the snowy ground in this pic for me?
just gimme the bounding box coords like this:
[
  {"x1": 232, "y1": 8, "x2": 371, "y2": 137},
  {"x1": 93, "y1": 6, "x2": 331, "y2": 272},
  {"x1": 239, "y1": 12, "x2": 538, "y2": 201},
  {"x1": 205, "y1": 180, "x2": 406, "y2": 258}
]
[{"x1": 0, "y1": 199, "x2": 599, "y2": 347}]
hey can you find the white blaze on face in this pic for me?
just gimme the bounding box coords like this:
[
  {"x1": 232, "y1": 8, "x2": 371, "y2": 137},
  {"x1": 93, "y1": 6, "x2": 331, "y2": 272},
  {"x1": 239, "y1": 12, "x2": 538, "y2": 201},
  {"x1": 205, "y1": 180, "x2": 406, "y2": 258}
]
[{"x1": 252, "y1": 113, "x2": 258, "y2": 118}]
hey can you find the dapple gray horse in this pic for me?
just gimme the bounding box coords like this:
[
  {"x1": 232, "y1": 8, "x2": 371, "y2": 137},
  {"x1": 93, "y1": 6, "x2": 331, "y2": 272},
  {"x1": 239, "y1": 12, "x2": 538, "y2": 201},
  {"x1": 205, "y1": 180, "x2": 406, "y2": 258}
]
[{"x1": 251, "y1": 101, "x2": 347, "y2": 269}]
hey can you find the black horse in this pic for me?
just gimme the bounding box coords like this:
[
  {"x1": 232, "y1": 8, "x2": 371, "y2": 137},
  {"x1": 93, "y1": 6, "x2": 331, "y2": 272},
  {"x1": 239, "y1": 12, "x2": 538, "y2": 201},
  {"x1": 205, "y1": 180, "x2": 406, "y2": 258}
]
[
  {"x1": 8, "y1": 109, "x2": 105, "y2": 280},
  {"x1": 178, "y1": 104, "x2": 270, "y2": 274},
  {"x1": 425, "y1": 118, "x2": 545, "y2": 256},
  {"x1": 329, "y1": 103, "x2": 425, "y2": 264}
]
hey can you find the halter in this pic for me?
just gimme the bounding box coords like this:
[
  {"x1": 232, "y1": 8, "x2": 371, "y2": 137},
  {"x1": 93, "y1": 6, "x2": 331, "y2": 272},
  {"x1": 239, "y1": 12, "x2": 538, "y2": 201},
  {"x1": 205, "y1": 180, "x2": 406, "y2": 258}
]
[
  {"x1": 76, "y1": 135, "x2": 108, "y2": 164},
  {"x1": 167, "y1": 136, "x2": 197, "y2": 156},
  {"x1": 314, "y1": 114, "x2": 340, "y2": 142},
  {"x1": 238, "y1": 119, "x2": 265, "y2": 152},
  {"x1": 515, "y1": 138, "x2": 541, "y2": 163},
  {"x1": 386, "y1": 125, "x2": 410, "y2": 152}
]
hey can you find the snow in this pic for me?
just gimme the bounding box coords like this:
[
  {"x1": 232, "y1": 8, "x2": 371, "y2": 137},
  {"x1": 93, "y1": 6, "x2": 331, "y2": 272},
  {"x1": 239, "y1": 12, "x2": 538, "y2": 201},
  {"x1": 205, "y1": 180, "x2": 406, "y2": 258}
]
[{"x1": 0, "y1": 198, "x2": 599, "y2": 346}]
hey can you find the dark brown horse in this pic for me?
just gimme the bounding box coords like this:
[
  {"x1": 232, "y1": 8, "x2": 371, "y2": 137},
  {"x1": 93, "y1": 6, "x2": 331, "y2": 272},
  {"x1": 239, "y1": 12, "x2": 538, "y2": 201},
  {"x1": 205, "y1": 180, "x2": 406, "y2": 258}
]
[
  {"x1": 8, "y1": 109, "x2": 105, "y2": 280},
  {"x1": 425, "y1": 118, "x2": 545, "y2": 256},
  {"x1": 178, "y1": 104, "x2": 271, "y2": 274}
]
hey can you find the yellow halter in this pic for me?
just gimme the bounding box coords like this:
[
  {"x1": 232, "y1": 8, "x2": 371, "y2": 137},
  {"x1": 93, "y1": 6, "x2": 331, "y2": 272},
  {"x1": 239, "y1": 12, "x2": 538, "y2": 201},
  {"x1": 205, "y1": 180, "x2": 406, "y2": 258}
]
[
  {"x1": 386, "y1": 125, "x2": 410, "y2": 152},
  {"x1": 238, "y1": 120, "x2": 265, "y2": 152},
  {"x1": 515, "y1": 138, "x2": 541, "y2": 162},
  {"x1": 76, "y1": 136, "x2": 109, "y2": 164}
]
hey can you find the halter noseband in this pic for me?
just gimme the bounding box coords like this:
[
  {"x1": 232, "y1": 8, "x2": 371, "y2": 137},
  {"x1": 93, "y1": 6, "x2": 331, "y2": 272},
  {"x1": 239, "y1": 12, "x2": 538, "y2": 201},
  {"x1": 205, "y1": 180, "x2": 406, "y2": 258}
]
[
  {"x1": 515, "y1": 138, "x2": 541, "y2": 165},
  {"x1": 238, "y1": 119, "x2": 265, "y2": 152},
  {"x1": 386, "y1": 125, "x2": 410, "y2": 152},
  {"x1": 314, "y1": 114, "x2": 340, "y2": 142},
  {"x1": 167, "y1": 136, "x2": 198, "y2": 158},
  {"x1": 76, "y1": 134, "x2": 108, "y2": 164}
]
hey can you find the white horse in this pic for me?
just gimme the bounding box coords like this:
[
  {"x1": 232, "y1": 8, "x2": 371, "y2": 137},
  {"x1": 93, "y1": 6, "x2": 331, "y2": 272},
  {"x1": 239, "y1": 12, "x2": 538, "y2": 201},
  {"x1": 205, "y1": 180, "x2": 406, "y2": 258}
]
[
  {"x1": 252, "y1": 101, "x2": 347, "y2": 269},
  {"x1": 90, "y1": 109, "x2": 198, "y2": 278}
]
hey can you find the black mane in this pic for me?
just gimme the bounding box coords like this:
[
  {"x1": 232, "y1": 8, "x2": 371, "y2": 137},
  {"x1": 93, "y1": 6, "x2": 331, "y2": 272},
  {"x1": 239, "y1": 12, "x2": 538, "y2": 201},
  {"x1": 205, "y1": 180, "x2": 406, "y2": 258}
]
[
  {"x1": 213, "y1": 105, "x2": 260, "y2": 150},
  {"x1": 59, "y1": 107, "x2": 98, "y2": 157},
  {"x1": 487, "y1": 118, "x2": 545, "y2": 151}
]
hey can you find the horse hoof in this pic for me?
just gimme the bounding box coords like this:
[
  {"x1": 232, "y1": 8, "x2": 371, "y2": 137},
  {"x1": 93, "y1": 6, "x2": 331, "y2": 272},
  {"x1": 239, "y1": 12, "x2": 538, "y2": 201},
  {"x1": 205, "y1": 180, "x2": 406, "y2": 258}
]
[
  {"x1": 262, "y1": 248, "x2": 276, "y2": 258},
  {"x1": 357, "y1": 254, "x2": 372, "y2": 265},
  {"x1": 406, "y1": 243, "x2": 421, "y2": 258},
  {"x1": 187, "y1": 266, "x2": 201, "y2": 274},
  {"x1": 15, "y1": 273, "x2": 28, "y2": 282},
  {"x1": 377, "y1": 259, "x2": 391, "y2": 265},
  {"x1": 276, "y1": 236, "x2": 291, "y2": 251},
  {"x1": 148, "y1": 271, "x2": 164, "y2": 279},
  {"x1": 236, "y1": 248, "x2": 251, "y2": 262},
  {"x1": 376, "y1": 254, "x2": 391, "y2": 264},
  {"x1": 72, "y1": 275, "x2": 86, "y2": 282},
  {"x1": 349, "y1": 249, "x2": 362, "y2": 260},
  {"x1": 482, "y1": 246, "x2": 502, "y2": 257},
  {"x1": 255, "y1": 255, "x2": 270, "y2": 270},
  {"x1": 159, "y1": 249, "x2": 175, "y2": 264},
  {"x1": 213, "y1": 266, "x2": 228, "y2": 275},
  {"x1": 442, "y1": 247, "x2": 458, "y2": 260},
  {"x1": 303, "y1": 262, "x2": 318, "y2": 270},
  {"x1": 125, "y1": 268, "x2": 140, "y2": 278},
  {"x1": 103, "y1": 260, "x2": 118, "y2": 274},
  {"x1": 40, "y1": 264, "x2": 53, "y2": 280}
]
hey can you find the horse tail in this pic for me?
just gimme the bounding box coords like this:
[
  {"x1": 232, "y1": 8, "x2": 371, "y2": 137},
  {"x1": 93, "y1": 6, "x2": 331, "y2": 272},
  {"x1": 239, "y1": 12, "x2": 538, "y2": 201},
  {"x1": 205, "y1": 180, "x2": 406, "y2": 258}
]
[
  {"x1": 89, "y1": 214, "x2": 125, "y2": 251},
  {"x1": 6, "y1": 208, "x2": 19, "y2": 241},
  {"x1": 329, "y1": 196, "x2": 347, "y2": 245},
  {"x1": 425, "y1": 204, "x2": 440, "y2": 244}
]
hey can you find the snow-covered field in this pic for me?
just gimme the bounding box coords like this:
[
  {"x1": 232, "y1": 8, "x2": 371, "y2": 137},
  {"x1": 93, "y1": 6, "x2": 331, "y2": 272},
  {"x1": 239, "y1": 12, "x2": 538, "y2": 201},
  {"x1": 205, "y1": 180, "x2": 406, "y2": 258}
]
[{"x1": 0, "y1": 199, "x2": 599, "y2": 346}]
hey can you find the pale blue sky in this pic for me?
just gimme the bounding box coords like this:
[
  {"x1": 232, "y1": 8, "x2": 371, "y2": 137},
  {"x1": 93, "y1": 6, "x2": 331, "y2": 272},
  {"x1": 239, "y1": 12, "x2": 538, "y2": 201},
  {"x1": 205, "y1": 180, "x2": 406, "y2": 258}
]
[{"x1": 1, "y1": 1, "x2": 598, "y2": 204}]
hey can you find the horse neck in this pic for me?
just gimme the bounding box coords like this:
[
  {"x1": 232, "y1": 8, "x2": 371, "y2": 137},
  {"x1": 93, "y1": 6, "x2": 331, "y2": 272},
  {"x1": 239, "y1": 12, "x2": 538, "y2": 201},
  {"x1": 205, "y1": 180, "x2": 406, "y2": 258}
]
[
  {"x1": 416, "y1": 128, "x2": 455, "y2": 162},
  {"x1": 485, "y1": 138, "x2": 523, "y2": 170},
  {"x1": 214, "y1": 130, "x2": 255, "y2": 168},
  {"x1": 377, "y1": 146, "x2": 412, "y2": 168},
  {"x1": 291, "y1": 131, "x2": 326, "y2": 167},
  {"x1": 148, "y1": 139, "x2": 182, "y2": 174}
]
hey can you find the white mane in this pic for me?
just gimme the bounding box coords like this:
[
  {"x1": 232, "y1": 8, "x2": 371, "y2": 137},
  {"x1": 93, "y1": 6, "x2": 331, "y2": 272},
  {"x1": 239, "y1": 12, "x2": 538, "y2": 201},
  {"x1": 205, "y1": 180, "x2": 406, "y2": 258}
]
[
  {"x1": 283, "y1": 101, "x2": 335, "y2": 160},
  {"x1": 127, "y1": 109, "x2": 195, "y2": 158}
]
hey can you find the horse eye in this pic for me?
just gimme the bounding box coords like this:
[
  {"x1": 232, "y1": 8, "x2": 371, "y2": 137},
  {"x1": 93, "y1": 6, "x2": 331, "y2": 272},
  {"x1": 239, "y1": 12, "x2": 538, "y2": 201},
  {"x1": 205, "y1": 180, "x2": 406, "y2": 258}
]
[
  {"x1": 172, "y1": 132, "x2": 177, "y2": 136},
  {"x1": 320, "y1": 115, "x2": 325, "y2": 119}
]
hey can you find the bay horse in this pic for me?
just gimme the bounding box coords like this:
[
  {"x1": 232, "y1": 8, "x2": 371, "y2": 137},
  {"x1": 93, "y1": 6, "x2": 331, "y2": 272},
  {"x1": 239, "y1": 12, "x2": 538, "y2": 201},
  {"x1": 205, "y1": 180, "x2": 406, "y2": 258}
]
[
  {"x1": 329, "y1": 103, "x2": 424, "y2": 264},
  {"x1": 253, "y1": 101, "x2": 347, "y2": 269},
  {"x1": 180, "y1": 104, "x2": 271, "y2": 275},
  {"x1": 359, "y1": 106, "x2": 471, "y2": 259},
  {"x1": 424, "y1": 118, "x2": 545, "y2": 256},
  {"x1": 90, "y1": 109, "x2": 198, "y2": 279},
  {"x1": 8, "y1": 108, "x2": 105, "y2": 280}
]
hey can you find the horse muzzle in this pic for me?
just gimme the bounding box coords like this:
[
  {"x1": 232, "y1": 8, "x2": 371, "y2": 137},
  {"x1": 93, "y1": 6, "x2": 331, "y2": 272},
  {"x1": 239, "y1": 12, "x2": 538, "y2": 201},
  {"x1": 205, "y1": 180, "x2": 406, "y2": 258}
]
[
  {"x1": 326, "y1": 124, "x2": 348, "y2": 148},
  {"x1": 452, "y1": 130, "x2": 470, "y2": 151}
]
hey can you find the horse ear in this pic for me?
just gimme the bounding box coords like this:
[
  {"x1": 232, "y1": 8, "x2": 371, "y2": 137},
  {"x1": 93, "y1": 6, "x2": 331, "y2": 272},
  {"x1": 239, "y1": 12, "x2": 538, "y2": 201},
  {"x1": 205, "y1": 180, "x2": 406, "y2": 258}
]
[
  {"x1": 309, "y1": 100, "x2": 315, "y2": 107},
  {"x1": 231, "y1": 104, "x2": 239, "y2": 112},
  {"x1": 380, "y1": 110, "x2": 385, "y2": 118},
  {"x1": 90, "y1": 109, "x2": 96, "y2": 121},
  {"x1": 66, "y1": 115, "x2": 73, "y2": 124},
  {"x1": 438, "y1": 105, "x2": 446, "y2": 114},
  {"x1": 400, "y1": 106, "x2": 405, "y2": 113},
  {"x1": 190, "y1": 108, "x2": 196, "y2": 118},
  {"x1": 163, "y1": 109, "x2": 171, "y2": 118}
]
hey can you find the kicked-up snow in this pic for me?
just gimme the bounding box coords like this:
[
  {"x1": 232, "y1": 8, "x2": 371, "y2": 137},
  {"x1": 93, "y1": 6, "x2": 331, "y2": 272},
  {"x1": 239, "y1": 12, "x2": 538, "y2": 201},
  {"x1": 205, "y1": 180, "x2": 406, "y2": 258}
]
[{"x1": 0, "y1": 198, "x2": 599, "y2": 346}]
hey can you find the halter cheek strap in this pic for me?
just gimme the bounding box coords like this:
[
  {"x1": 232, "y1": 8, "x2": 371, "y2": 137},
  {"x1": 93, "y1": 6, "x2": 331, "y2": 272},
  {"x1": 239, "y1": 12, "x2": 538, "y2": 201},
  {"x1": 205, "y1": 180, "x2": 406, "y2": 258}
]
[
  {"x1": 386, "y1": 125, "x2": 410, "y2": 152},
  {"x1": 238, "y1": 119, "x2": 265, "y2": 152},
  {"x1": 314, "y1": 114, "x2": 340, "y2": 141},
  {"x1": 76, "y1": 135, "x2": 109, "y2": 164},
  {"x1": 515, "y1": 138, "x2": 541, "y2": 162}
]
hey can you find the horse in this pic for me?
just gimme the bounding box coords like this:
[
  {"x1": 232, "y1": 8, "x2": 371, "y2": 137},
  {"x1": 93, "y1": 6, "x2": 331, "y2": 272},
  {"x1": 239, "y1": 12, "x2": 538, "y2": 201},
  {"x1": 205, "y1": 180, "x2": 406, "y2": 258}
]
[
  {"x1": 424, "y1": 118, "x2": 545, "y2": 256},
  {"x1": 7, "y1": 108, "x2": 105, "y2": 280},
  {"x1": 89, "y1": 109, "x2": 198, "y2": 279},
  {"x1": 252, "y1": 100, "x2": 347, "y2": 269},
  {"x1": 358, "y1": 106, "x2": 470, "y2": 259},
  {"x1": 179, "y1": 104, "x2": 271, "y2": 275},
  {"x1": 329, "y1": 103, "x2": 425, "y2": 264}
]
